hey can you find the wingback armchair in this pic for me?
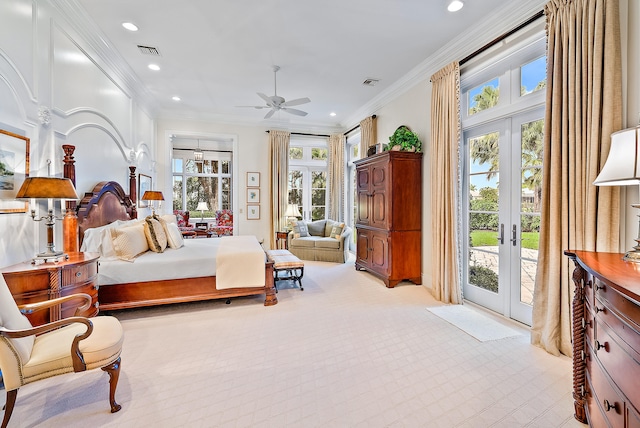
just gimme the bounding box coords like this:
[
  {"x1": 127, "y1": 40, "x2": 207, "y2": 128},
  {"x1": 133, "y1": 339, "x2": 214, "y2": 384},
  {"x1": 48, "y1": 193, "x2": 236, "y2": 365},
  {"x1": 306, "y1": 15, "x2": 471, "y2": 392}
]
[
  {"x1": 0, "y1": 274, "x2": 124, "y2": 427},
  {"x1": 174, "y1": 209, "x2": 196, "y2": 237},
  {"x1": 211, "y1": 209, "x2": 233, "y2": 236}
]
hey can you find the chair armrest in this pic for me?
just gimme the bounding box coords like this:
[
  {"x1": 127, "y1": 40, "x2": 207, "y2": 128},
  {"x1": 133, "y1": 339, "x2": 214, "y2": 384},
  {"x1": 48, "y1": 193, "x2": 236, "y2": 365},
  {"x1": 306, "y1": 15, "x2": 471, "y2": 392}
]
[
  {"x1": 0, "y1": 316, "x2": 94, "y2": 372},
  {"x1": 18, "y1": 293, "x2": 93, "y2": 317}
]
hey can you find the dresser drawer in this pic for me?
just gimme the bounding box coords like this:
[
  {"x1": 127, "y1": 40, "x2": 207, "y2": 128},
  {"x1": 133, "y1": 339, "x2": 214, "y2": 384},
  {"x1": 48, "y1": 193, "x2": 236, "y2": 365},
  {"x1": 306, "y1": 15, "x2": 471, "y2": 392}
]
[
  {"x1": 596, "y1": 283, "x2": 640, "y2": 352},
  {"x1": 586, "y1": 351, "x2": 625, "y2": 428},
  {"x1": 61, "y1": 262, "x2": 98, "y2": 286}
]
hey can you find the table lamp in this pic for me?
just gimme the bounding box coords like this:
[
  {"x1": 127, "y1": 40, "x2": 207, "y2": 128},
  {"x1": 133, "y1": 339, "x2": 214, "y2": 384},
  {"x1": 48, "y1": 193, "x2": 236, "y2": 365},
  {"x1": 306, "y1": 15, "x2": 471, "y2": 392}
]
[
  {"x1": 16, "y1": 176, "x2": 79, "y2": 263},
  {"x1": 593, "y1": 126, "x2": 640, "y2": 261},
  {"x1": 284, "y1": 203, "x2": 301, "y2": 230},
  {"x1": 141, "y1": 190, "x2": 164, "y2": 216},
  {"x1": 196, "y1": 201, "x2": 209, "y2": 220}
]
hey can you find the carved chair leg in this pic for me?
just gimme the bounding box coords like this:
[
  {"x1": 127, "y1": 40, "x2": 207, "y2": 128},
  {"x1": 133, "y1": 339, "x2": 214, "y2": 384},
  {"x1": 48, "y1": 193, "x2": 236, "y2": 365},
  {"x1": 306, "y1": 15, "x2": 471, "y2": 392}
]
[
  {"x1": 2, "y1": 389, "x2": 18, "y2": 428},
  {"x1": 101, "y1": 357, "x2": 122, "y2": 413}
]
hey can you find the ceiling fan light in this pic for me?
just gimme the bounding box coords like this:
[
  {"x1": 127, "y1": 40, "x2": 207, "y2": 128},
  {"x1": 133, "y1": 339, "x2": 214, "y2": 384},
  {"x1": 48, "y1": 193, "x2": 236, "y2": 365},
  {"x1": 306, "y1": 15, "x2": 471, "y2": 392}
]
[{"x1": 447, "y1": 0, "x2": 464, "y2": 12}]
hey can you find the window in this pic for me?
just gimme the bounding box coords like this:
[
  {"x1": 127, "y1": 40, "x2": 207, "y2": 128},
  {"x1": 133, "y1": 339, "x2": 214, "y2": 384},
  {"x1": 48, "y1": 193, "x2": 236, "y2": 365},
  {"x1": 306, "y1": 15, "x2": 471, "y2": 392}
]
[
  {"x1": 172, "y1": 150, "x2": 232, "y2": 219},
  {"x1": 287, "y1": 137, "x2": 328, "y2": 221}
]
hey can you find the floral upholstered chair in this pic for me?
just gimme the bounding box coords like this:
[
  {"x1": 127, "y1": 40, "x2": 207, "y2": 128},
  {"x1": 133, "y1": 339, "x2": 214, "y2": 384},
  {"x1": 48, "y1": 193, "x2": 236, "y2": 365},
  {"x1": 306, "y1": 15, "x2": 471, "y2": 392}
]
[
  {"x1": 173, "y1": 210, "x2": 196, "y2": 238},
  {"x1": 212, "y1": 209, "x2": 233, "y2": 236}
]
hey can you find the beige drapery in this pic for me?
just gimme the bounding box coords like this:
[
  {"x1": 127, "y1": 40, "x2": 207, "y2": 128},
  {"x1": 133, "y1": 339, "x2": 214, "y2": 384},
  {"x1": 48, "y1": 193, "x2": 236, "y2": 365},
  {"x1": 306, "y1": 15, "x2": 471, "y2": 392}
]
[
  {"x1": 359, "y1": 116, "x2": 377, "y2": 157},
  {"x1": 269, "y1": 130, "x2": 291, "y2": 249},
  {"x1": 328, "y1": 133, "x2": 346, "y2": 221},
  {"x1": 531, "y1": 0, "x2": 622, "y2": 356},
  {"x1": 430, "y1": 61, "x2": 462, "y2": 304}
]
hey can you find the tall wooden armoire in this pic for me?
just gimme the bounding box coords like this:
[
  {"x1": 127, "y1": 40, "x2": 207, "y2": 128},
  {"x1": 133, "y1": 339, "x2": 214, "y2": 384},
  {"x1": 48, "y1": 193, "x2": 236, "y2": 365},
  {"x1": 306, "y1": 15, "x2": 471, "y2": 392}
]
[{"x1": 354, "y1": 151, "x2": 422, "y2": 287}]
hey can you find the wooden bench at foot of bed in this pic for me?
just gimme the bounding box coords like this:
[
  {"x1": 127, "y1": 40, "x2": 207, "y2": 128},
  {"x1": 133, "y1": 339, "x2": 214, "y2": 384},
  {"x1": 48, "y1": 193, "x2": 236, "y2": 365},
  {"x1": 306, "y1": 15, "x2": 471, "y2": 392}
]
[{"x1": 98, "y1": 262, "x2": 277, "y2": 310}]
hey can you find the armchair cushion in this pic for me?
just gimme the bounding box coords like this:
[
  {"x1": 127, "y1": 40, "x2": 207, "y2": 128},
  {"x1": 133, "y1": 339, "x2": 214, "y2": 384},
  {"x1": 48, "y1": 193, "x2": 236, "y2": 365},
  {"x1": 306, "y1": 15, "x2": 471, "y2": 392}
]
[{"x1": 0, "y1": 296, "x2": 34, "y2": 365}]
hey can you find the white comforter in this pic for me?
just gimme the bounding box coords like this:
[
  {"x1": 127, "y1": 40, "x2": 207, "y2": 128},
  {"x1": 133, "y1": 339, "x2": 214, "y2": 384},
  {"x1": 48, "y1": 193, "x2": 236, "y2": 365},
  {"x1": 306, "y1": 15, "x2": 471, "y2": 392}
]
[{"x1": 98, "y1": 236, "x2": 266, "y2": 288}]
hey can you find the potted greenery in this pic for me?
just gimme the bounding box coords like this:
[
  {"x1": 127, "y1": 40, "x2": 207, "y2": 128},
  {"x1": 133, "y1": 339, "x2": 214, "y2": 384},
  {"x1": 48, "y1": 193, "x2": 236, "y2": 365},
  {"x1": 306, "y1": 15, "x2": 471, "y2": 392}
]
[{"x1": 384, "y1": 126, "x2": 422, "y2": 152}]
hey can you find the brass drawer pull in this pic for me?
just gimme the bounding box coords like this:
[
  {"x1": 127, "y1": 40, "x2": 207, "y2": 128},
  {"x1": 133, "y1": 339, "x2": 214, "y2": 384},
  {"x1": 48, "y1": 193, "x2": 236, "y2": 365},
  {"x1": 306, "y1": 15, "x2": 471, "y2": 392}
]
[
  {"x1": 581, "y1": 318, "x2": 592, "y2": 329},
  {"x1": 595, "y1": 284, "x2": 605, "y2": 291},
  {"x1": 594, "y1": 306, "x2": 604, "y2": 313},
  {"x1": 595, "y1": 341, "x2": 607, "y2": 351},
  {"x1": 603, "y1": 400, "x2": 616, "y2": 412}
]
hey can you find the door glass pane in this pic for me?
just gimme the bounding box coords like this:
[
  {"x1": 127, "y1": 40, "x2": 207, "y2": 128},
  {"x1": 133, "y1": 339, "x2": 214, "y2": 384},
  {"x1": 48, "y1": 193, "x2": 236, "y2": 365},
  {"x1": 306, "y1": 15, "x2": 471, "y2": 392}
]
[
  {"x1": 468, "y1": 131, "x2": 500, "y2": 293},
  {"x1": 521, "y1": 56, "x2": 546, "y2": 96},
  {"x1": 519, "y1": 118, "x2": 543, "y2": 305},
  {"x1": 288, "y1": 170, "x2": 303, "y2": 209},
  {"x1": 221, "y1": 177, "x2": 231, "y2": 210},
  {"x1": 468, "y1": 78, "x2": 499, "y2": 116},
  {"x1": 311, "y1": 171, "x2": 326, "y2": 221}
]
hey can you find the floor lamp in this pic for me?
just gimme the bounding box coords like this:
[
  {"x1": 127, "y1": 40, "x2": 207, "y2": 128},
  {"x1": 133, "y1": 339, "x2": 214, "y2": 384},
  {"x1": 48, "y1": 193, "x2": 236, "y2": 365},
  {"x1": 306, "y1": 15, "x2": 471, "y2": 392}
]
[{"x1": 593, "y1": 126, "x2": 640, "y2": 261}]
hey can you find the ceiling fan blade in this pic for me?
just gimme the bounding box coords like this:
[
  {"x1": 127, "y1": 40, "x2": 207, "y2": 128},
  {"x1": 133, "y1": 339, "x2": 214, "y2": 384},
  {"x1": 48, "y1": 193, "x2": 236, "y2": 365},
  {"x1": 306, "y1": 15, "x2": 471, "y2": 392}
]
[
  {"x1": 282, "y1": 107, "x2": 308, "y2": 117},
  {"x1": 257, "y1": 92, "x2": 273, "y2": 105},
  {"x1": 264, "y1": 109, "x2": 276, "y2": 119},
  {"x1": 282, "y1": 97, "x2": 310, "y2": 107},
  {"x1": 236, "y1": 105, "x2": 269, "y2": 109}
]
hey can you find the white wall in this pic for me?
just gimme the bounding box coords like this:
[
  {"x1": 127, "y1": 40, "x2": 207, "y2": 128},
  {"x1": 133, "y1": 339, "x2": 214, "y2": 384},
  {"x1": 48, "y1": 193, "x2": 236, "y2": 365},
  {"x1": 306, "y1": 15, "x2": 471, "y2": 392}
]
[{"x1": 0, "y1": 0, "x2": 156, "y2": 268}]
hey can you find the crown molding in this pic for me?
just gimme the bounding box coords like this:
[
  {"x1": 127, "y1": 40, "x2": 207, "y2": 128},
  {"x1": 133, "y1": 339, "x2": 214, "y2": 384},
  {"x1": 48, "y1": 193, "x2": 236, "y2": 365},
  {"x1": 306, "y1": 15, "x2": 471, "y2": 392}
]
[{"x1": 341, "y1": 1, "x2": 547, "y2": 131}]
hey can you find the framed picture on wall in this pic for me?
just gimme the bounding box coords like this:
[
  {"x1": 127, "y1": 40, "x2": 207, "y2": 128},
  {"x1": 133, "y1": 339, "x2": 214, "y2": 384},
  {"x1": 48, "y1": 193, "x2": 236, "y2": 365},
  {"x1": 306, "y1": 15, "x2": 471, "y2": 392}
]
[
  {"x1": 247, "y1": 205, "x2": 260, "y2": 220},
  {"x1": 0, "y1": 129, "x2": 30, "y2": 214},
  {"x1": 138, "y1": 173, "x2": 152, "y2": 208},
  {"x1": 246, "y1": 172, "x2": 260, "y2": 187},
  {"x1": 247, "y1": 188, "x2": 260, "y2": 203}
]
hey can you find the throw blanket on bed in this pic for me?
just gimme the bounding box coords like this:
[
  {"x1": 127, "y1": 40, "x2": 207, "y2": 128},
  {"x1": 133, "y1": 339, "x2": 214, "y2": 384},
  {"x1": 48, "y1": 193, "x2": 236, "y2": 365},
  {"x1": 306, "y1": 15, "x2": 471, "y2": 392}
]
[{"x1": 216, "y1": 235, "x2": 266, "y2": 289}]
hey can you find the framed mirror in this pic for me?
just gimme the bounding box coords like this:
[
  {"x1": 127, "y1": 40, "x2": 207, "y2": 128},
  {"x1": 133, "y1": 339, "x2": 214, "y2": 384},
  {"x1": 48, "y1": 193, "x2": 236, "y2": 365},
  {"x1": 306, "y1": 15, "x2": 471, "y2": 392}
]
[{"x1": 0, "y1": 129, "x2": 30, "y2": 213}]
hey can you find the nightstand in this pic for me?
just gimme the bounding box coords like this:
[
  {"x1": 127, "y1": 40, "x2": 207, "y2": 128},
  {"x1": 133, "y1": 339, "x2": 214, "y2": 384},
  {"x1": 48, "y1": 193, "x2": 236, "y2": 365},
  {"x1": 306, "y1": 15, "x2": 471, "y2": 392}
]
[
  {"x1": 1, "y1": 252, "x2": 100, "y2": 326},
  {"x1": 276, "y1": 231, "x2": 289, "y2": 249}
]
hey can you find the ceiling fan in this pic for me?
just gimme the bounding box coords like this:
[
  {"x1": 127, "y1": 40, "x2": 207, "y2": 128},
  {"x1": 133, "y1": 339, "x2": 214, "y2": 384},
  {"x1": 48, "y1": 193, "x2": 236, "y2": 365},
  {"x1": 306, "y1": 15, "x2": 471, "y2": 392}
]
[{"x1": 238, "y1": 65, "x2": 310, "y2": 119}]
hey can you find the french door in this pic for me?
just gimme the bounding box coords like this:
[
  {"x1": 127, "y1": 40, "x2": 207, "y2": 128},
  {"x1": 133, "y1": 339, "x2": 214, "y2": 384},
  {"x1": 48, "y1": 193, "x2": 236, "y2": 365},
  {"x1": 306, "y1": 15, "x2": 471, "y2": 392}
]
[
  {"x1": 288, "y1": 167, "x2": 327, "y2": 221},
  {"x1": 462, "y1": 108, "x2": 543, "y2": 325}
]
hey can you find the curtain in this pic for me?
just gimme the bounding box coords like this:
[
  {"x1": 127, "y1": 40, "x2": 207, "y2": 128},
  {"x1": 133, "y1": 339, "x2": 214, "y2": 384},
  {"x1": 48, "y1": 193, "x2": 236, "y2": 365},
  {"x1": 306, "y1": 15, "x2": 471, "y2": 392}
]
[
  {"x1": 328, "y1": 133, "x2": 346, "y2": 221},
  {"x1": 360, "y1": 116, "x2": 377, "y2": 158},
  {"x1": 531, "y1": 0, "x2": 622, "y2": 356},
  {"x1": 269, "y1": 130, "x2": 291, "y2": 249},
  {"x1": 430, "y1": 61, "x2": 463, "y2": 304}
]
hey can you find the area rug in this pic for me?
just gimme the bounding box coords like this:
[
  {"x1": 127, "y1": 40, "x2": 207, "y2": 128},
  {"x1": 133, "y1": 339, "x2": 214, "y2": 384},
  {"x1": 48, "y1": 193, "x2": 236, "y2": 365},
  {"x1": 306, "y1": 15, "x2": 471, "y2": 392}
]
[{"x1": 427, "y1": 304, "x2": 523, "y2": 342}]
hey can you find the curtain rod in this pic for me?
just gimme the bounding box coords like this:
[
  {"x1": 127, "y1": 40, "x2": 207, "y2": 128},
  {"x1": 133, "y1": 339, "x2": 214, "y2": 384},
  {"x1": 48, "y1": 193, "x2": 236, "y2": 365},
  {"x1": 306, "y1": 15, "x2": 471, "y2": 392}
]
[
  {"x1": 459, "y1": 10, "x2": 544, "y2": 66},
  {"x1": 344, "y1": 114, "x2": 377, "y2": 136},
  {"x1": 265, "y1": 130, "x2": 330, "y2": 138},
  {"x1": 173, "y1": 148, "x2": 232, "y2": 153}
]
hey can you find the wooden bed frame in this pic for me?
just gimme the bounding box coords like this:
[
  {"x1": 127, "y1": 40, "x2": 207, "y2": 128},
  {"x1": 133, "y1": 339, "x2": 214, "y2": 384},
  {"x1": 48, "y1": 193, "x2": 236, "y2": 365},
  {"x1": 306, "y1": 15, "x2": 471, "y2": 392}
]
[{"x1": 71, "y1": 164, "x2": 277, "y2": 311}]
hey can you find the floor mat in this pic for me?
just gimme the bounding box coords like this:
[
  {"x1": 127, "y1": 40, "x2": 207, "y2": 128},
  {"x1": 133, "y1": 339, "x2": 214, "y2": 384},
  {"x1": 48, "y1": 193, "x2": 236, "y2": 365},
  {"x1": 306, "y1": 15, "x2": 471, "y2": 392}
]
[{"x1": 427, "y1": 304, "x2": 523, "y2": 342}]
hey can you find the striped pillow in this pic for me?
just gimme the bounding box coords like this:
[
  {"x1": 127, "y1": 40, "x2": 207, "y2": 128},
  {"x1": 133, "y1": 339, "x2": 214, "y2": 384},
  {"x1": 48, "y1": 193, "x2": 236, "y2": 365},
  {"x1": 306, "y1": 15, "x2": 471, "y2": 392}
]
[{"x1": 110, "y1": 223, "x2": 149, "y2": 261}]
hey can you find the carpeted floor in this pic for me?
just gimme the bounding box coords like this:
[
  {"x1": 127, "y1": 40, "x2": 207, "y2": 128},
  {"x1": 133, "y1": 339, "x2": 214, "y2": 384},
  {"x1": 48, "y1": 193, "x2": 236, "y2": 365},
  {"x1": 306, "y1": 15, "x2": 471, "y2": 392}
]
[{"x1": 2, "y1": 259, "x2": 582, "y2": 427}]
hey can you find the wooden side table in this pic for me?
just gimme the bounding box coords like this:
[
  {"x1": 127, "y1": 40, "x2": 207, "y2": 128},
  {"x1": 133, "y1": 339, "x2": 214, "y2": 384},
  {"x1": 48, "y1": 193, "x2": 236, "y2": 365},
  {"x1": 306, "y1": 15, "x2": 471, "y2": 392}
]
[
  {"x1": 1, "y1": 252, "x2": 100, "y2": 326},
  {"x1": 276, "y1": 231, "x2": 289, "y2": 249}
]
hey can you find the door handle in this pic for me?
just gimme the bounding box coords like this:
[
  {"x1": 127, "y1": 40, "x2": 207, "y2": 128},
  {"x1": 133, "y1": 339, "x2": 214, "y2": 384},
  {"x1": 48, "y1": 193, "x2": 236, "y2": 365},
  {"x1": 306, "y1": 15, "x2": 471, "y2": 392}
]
[
  {"x1": 510, "y1": 224, "x2": 517, "y2": 246},
  {"x1": 498, "y1": 224, "x2": 504, "y2": 245}
]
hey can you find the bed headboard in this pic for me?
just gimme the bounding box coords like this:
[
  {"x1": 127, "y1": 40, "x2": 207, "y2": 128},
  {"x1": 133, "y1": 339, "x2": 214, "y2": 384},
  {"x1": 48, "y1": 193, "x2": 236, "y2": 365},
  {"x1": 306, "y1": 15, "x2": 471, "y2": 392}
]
[{"x1": 77, "y1": 181, "x2": 137, "y2": 244}]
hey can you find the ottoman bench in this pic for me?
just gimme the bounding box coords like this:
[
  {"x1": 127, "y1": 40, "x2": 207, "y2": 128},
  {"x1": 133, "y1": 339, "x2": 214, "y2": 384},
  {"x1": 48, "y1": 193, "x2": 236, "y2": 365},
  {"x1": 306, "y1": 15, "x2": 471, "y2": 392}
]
[{"x1": 265, "y1": 249, "x2": 304, "y2": 291}]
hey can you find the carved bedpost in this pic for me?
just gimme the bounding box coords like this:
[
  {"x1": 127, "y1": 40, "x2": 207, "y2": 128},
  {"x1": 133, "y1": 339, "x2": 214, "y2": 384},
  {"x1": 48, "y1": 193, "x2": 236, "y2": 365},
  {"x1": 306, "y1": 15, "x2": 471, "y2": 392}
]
[
  {"x1": 566, "y1": 251, "x2": 587, "y2": 424},
  {"x1": 62, "y1": 145, "x2": 79, "y2": 252},
  {"x1": 129, "y1": 166, "x2": 138, "y2": 219}
]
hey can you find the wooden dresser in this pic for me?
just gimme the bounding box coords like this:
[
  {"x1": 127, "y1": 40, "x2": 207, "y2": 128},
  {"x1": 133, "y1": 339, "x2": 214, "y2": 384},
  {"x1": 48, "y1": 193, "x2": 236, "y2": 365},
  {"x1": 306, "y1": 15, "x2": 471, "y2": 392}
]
[
  {"x1": 1, "y1": 252, "x2": 100, "y2": 326},
  {"x1": 565, "y1": 250, "x2": 640, "y2": 427},
  {"x1": 354, "y1": 151, "x2": 422, "y2": 287}
]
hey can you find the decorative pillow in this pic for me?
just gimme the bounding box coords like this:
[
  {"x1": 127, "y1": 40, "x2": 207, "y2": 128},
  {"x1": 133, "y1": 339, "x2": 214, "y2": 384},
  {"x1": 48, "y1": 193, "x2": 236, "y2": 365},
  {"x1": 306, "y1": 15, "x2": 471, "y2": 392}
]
[
  {"x1": 324, "y1": 219, "x2": 338, "y2": 237},
  {"x1": 306, "y1": 220, "x2": 326, "y2": 236},
  {"x1": 161, "y1": 214, "x2": 177, "y2": 225},
  {"x1": 156, "y1": 215, "x2": 184, "y2": 249},
  {"x1": 329, "y1": 222, "x2": 345, "y2": 240},
  {"x1": 291, "y1": 220, "x2": 309, "y2": 239},
  {"x1": 144, "y1": 216, "x2": 168, "y2": 253},
  {"x1": 110, "y1": 223, "x2": 149, "y2": 261}
]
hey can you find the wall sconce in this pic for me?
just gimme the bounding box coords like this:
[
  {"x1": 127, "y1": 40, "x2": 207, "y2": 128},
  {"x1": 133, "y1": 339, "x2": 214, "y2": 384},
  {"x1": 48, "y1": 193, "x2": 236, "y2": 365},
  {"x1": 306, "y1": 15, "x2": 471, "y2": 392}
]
[
  {"x1": 16, "y1": 177, "x2": 78, "y2": 263},
  {"x1": 141, "y1": 190, "x2": 164, "y2": 216}
]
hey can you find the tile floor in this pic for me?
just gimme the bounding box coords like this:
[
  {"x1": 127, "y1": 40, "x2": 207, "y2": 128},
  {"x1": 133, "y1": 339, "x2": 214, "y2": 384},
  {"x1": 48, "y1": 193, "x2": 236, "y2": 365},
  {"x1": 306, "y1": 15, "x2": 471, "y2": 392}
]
[{"x1": 1, "y1": 259, "x2": 585, "y2": 427}]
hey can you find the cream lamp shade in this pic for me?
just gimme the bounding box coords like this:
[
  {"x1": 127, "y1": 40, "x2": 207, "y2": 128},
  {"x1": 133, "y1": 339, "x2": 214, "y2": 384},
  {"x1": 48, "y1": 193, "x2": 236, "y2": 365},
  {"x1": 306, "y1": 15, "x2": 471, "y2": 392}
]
[
  {"x1": 196, "y1": 201, "x2": 209, "y2": 211},
  {"x1": 594, "y1": 126, "x2": 640, "y2": 261},
  {"x1": 284, "y1": 204, "x2": 301, "y2": 218},
  {"x1": 593, "y1": 127, "x2": 640, "y2": 186}
]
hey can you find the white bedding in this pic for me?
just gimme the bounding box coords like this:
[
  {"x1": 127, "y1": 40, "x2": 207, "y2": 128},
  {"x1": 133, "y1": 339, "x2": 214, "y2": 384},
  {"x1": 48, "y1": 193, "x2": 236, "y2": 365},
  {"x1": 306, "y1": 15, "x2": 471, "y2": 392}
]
[{"x1": 98, "y1": 238, "x2": 221, "y2": 285}]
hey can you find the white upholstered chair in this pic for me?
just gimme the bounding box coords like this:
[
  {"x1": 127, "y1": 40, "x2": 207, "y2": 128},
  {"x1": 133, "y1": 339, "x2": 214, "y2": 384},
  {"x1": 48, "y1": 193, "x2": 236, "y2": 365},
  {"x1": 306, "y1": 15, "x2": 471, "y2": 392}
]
[{"x1": 0, "y1": 274, "x2": 124, "y2": 427}]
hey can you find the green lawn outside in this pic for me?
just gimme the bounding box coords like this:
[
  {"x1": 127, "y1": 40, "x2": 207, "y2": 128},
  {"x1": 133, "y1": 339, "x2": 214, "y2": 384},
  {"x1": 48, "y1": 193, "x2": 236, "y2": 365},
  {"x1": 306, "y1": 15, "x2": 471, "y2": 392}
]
[{"x1": 470, "y1": 230, "x2": 539, "y2": 250}]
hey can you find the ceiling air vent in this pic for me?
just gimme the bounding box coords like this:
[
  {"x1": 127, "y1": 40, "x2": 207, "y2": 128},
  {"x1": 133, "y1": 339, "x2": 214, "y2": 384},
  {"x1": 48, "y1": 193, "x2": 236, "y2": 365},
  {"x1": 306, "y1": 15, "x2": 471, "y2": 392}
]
[
  {"x1": 362, "y1": 78, "x2": 380, "y2": 87},
  {"x1": 137, "y1": 45, "x2": 161, "y2": 56}
]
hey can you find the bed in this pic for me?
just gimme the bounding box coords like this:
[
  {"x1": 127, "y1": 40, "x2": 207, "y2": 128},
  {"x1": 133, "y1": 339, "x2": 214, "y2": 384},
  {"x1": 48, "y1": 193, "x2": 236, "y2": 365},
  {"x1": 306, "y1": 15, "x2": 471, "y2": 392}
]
[{"x1": 75, "y1": 180, "x2": 277, "y2": 311}]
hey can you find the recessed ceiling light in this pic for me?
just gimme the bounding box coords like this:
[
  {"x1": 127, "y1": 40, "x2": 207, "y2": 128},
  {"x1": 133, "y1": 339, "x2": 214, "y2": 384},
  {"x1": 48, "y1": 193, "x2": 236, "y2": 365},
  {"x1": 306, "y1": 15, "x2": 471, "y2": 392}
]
[
  {"x1": 148, "y1": 64, "x2": 160, "y2": 71},
  {"x1": 172, "y1": 96, "x2": 181, "y2": 102},
  {"x1": 122, "y1": 22, "x2": 138, "y2": 31},
  {"x1": 447, "y1": 0, "x2": 464, "y2": 12},
  {"x1": 330, "y1": 112, "x2": 336, "y2": 117}
]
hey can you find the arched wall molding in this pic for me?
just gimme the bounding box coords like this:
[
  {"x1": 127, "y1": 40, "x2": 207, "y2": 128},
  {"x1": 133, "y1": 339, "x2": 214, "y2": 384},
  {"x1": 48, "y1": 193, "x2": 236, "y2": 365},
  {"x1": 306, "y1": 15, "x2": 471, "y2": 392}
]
[{"x1": 56, "y1": 123, "x2": 130, "y2": 163}]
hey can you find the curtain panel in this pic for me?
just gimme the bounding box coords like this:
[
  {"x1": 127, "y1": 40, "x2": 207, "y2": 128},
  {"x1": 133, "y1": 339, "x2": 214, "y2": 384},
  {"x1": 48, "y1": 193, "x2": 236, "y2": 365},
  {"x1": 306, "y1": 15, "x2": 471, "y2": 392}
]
[
  {"x1": 531, "y1": 0, "x2": 622, "y2": 356},
  {"x1": 328, "y1": 133, "x2": 346, "y2": 221},
  {"x1": 359, "y1": 116, "x2": 377, "y2": 158},
  {"x1": 430, "y1": 61, "x2": 463, "y2": 304},
  {"x1": 269, "y1": 130, "x2": 291, "y2": 249}
]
